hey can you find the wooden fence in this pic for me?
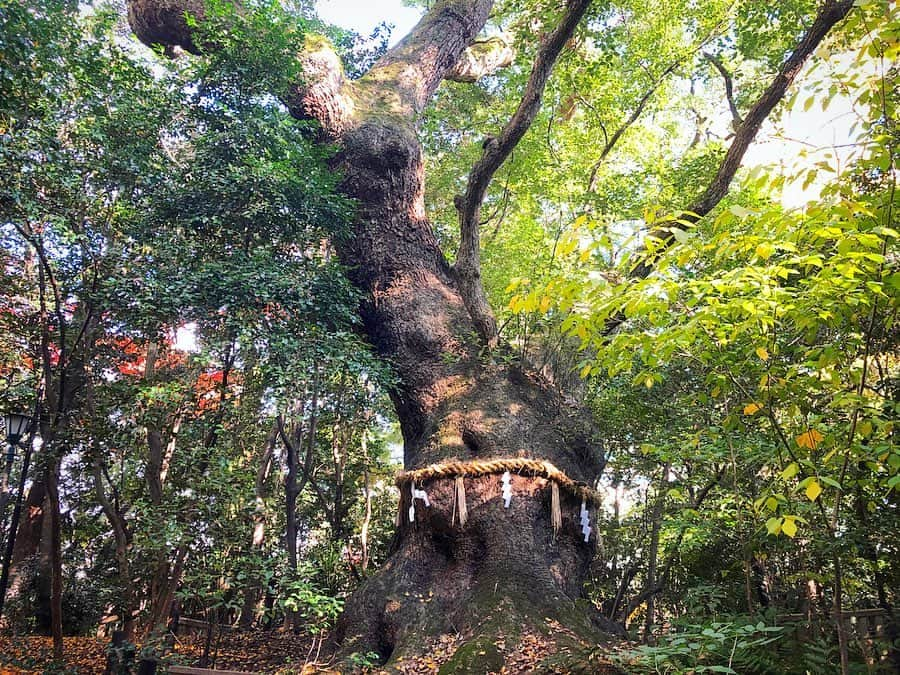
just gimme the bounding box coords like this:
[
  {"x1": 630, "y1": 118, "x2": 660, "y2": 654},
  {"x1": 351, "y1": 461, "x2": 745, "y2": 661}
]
[{"x1": 779, "y1": 608, "x2": 895, "y2": 668}]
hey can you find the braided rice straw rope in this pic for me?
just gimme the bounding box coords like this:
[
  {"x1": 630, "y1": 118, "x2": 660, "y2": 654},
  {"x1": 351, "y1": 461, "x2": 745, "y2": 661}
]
[{"x1": 396, "y1": 458, "x2": 603, "y2": 507}]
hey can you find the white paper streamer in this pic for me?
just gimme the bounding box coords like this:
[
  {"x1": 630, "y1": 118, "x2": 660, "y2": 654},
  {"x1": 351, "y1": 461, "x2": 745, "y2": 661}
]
[
  {"x1": 409, "y1": 483, "x2": 431, "y2": 522},
  {"x1": 501, "y1": 471, "x2": 512, "y2": 508},
  {"x1": 579, "y1": 500, "x2": 591, "y2": 542},
  {"x1": 412, "y1": 488, "x2": 431, "y2": 507}
]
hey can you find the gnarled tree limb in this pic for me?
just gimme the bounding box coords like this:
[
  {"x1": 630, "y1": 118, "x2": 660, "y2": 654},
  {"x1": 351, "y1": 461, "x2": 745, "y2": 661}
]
[
  {"x1": 127, "y1": 0, "x2": 206, "y2": 54},
  {"x1": 454, "y1": 0, "x2": 593, "y2": 346},
  {"x1": 126, "y1": 0, "x2": 496, "y2": 132},
  {"x1": 445, "y1": 34, "x2": 515, "y2": 83},
  {"x1": 358, "y1": 0, "x2": 494, "y2": 117}
]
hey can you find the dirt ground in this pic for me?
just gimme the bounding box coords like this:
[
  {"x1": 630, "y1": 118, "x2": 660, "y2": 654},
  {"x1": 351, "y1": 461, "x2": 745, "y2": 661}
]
[{"x1": 0, "y1": 630, "x2": 324, "y2": 673}]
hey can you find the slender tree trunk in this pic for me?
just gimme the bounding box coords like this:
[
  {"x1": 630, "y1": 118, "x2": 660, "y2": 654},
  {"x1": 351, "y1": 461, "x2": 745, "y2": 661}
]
[
  {"x1": 45, "y1": 456, "x2": 63, "y2": 659},
  {"x1": 360, "y1": 429, "x2": 372, "y2": 572},
  {"x1": 855, "y1": 490, "x2": 900, "y2": 670},
  {"x1": 643, "y1": 472, "x2": 665, "y2": 643},
  {"x1": 92, "y1": 460, "x2": 135, "y2": 638},
  {"x1": 743, "y1": 557, "x2": 754, "y2": 615},
  {"x1": 833, "y1": 551, "x2": 850, "y2": 675},
  {"x1": 283, "y1": 417, "x2": 300, "y2": 633},
  {"x1": 0, "y1": 430, "x2": 36, "y2": 620},
  {"x1": 239, "y1": 427, "x2": 275, "y2": 630},
  {"x1": 4, "y1": 475, "x2": 46, "y2": 606}
]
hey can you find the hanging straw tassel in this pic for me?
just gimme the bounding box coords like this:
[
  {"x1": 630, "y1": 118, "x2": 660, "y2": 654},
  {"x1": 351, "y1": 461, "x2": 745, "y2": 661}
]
[
  {"x1": 550, "y1": 481, "x2": 562, "y2": 536},
  {"x1": 455, "y1": 476, "x2": 468, "y2": 527}
]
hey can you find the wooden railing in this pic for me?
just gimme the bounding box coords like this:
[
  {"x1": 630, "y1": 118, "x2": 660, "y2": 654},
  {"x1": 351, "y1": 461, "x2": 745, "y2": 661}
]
[
  {"x1": 779, "y1": 607, "x2": 890, "y2": 638},
  {"x1": 779, "y1": 608, "x2": 895, "y2": 667}
]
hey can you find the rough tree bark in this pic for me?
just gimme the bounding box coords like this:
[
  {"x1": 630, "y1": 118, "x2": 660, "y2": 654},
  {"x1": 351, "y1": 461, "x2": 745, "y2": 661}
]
[{"x1": 123, "y1": 0, "x2": 855, "y2": 669}]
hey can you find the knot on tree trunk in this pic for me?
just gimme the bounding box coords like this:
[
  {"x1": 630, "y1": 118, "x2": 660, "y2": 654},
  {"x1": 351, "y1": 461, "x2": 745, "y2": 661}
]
[{"x1": 127, "y1": 0, "x2": 206, "y2": 54}]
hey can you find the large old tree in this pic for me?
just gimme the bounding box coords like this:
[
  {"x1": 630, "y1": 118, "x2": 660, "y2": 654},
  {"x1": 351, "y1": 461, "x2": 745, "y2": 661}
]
[{"x1": 123, "y1": 0, "x2": 855, "y2": 668}]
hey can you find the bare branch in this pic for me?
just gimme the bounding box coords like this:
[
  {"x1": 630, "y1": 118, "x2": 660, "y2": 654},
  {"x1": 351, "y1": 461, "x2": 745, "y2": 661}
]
[
  {"x1": 454, "y1": 0, "x2": 593, "y2": 345},
  {"x1": 587, "y1": 59, "x2": 682, "y2": 192},
  {"x1": 587, "y1": 15, "x2": 731, "y2": 191},
  {"x1": 704, "y1": 52, "x2": 743, "y2": 128}
]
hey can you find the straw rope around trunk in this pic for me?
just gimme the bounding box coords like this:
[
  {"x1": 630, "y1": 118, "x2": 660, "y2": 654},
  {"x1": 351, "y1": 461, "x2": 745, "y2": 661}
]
[{"x1": 395, "y1": 458, "x2": 603, "y2": 507}]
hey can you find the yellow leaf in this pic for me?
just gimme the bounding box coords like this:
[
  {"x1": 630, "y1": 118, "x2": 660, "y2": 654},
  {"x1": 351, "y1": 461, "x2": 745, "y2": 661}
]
[
  {"x1": 539, "y1": 295, "x2": 552, "y2": 313},
  {"x1": 579, "y1": 364, "x2": 592, "y2": 379},
  {"x1": 710, "y1": 386, "x2": 721, "y2": 398},
  {"x1": 759, "y1": 373, "x2": 769, "y2": 388},
  {"x1": 858, "y1": 420, "x2": 873, "y2": 438},
  {"x1": 782, "y1": 517, "x2": 798, "y2": 538},
  {"x1": 781, "y1": 462, "x2": 799, "y2": 480},
  {"x1": 756, "y1": 243, "x2": 774, "y2": 260},
  {"x1": 557, "y1": 236, "x2": 577, "y2": 256},
  {"x1": 765, "y1": 517, "x2": 782, "y2": 535},
  {"x1": 644, "y1": 376, "x2": 654, "y2": 389},
  {"x1": 756, "y1": 347, "x2": 769, "y2": 361},
  {"x1": 806, "y1": 479, "x2": 822, "y2": 502},
  {"x1": 765, "y1": 496, "x2": 778, "y2": 512},
  {"x1": 796, "y1": 429, "x2": 824, "y2": 449},
  {"x1": 744, "y1": 402, "x2": 761, "y2": 415}
]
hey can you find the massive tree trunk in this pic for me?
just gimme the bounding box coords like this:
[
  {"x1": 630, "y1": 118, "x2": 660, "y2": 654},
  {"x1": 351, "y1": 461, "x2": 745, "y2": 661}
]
[
  {"x1": 124, "y1": 0, "x2": 853, "y2": 668},
  {"x1": 325, "y1": 96, "x2": 606, "y2": 668},
  {"x1": 127, "y1": 1, "x2": 606, "y2": 667}
]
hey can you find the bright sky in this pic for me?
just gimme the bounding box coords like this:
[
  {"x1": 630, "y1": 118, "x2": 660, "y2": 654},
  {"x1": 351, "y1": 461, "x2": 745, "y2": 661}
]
[
  {"x1": 745, "y1": 51, "x2": 868, "y2": 208},
  {"x1": 314, "y1": 0, "x2": 422, "y2": 42}
]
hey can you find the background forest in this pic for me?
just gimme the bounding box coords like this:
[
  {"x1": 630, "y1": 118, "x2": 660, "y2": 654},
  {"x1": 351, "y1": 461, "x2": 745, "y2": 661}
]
[{"x1": 0, "y1": 0, "x2": 897, "y2": 673}]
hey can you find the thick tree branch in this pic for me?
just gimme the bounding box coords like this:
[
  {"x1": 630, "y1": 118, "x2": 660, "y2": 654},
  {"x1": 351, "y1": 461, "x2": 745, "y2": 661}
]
[
  {"x1": 284, "y1": 36, "x2": 356, "y2": 137},
  {"x1": 454, "y1": 0, "x2": 593, "y2": 345},
  {"x1": 627, "y1": 0, "x2": 855, "y2": 283},
  {"x1": 359, "y1": 0, "x2": 494, "y2": 116},
  {"x1": 126, "y1": 0, "x2": 495, "y2": 133},
  {"x1": 126, "y1": 0, "x2": 357, "y2": 135},
  {"x1": 445, "y1": 35, "x2": 515, "y2": 83},
  {"x1": 127, "y1": 0, "x2": 206, "y2": 54}
]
